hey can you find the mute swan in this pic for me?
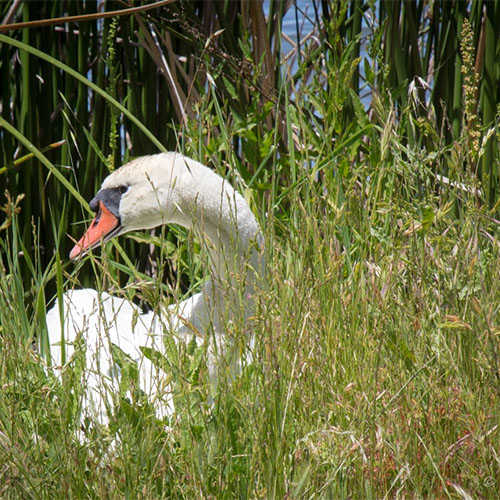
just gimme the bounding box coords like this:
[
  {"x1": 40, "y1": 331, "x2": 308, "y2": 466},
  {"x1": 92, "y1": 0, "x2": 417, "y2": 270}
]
[{"x1": 46, "y1": 152, "x2": 263, "y2": 424}]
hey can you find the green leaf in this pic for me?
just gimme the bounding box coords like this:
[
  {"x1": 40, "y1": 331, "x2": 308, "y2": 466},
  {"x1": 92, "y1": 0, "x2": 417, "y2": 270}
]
[{"x1": 0, "y1": 33, "x2": 167, "y2": 153}]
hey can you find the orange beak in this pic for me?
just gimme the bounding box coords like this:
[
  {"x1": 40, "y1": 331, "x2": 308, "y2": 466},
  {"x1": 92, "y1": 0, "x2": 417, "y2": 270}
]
[{"x1": 70, "y1": 201, "x2": 120, "y2": 260}]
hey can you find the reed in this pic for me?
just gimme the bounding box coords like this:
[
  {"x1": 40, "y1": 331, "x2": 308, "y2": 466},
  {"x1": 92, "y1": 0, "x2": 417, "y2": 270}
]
[{"x1": 0, "y1": 1, "x2": 499, "y2": 497}]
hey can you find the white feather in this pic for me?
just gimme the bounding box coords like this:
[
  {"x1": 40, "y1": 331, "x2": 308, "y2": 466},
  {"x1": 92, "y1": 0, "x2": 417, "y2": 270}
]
[{"x1": 46, "y1": 153, "x2": 263, "y2": 425}]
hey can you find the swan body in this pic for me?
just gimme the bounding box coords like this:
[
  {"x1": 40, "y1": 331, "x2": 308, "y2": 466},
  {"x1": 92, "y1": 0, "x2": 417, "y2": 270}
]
[
  {"x1": 46, "y1": 152, "x2": 263, "y2": 424},
  {"x1": 47, "y1": 289, "x2": 175, "y2": 421}
]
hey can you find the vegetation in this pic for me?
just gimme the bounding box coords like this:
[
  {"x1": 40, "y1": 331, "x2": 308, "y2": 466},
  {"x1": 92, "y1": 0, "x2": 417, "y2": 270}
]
[{"x1": 0, "y1": 0, "x2": 499, "y2": 497}]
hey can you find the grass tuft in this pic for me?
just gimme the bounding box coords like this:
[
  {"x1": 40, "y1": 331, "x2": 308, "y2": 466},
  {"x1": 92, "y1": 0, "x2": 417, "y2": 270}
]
[{"x1": 1, "y1": 2, "x2": 500, "y2": 497}]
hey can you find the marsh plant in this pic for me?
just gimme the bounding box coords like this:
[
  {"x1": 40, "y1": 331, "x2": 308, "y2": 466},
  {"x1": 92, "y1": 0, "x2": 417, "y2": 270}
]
[{"x1": 0, "y1": 1, "x2": 499, "y2": 498}]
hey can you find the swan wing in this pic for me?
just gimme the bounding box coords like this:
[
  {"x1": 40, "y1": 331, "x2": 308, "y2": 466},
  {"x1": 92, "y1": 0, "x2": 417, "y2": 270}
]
[{"x1": 46, "y1": 289, "x2": 174, "y2": 423}]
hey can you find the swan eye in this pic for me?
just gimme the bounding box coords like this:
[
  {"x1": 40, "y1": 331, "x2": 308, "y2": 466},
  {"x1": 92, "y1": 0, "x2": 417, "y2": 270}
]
[{"x1": 118, "y1": 185, "x2": 129, "y2": 194}]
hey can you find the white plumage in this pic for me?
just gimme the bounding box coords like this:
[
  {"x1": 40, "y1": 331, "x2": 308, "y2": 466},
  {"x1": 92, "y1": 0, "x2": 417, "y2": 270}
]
[{"x1": 46, "y1": 153, "x2": 263, "y2": 425}]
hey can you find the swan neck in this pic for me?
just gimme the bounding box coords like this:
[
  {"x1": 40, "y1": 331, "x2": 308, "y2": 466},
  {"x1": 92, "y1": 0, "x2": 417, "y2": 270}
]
[{"x1": 175, "y1": 175, "x2": 261, "y2": 284}]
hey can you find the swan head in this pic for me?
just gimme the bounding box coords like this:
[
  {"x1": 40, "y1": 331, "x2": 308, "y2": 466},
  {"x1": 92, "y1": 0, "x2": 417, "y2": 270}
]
[{"x1": 70, "y1": 154, "x2": 183, "y2": 260}]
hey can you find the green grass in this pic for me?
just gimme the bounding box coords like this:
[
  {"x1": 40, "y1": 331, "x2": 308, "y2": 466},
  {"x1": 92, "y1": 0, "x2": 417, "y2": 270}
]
[
  {"x1": 1, "y1": 133, "x2": 499, "y2": 498},
  {"x1": 1, "y1": 2, "x2": 500, "y2": 497}
]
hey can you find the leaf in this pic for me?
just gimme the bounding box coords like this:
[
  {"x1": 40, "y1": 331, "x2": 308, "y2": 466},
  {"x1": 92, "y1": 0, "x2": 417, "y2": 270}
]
[
  {"x1": 0, "y1": 33, "x2": 166, "y2": 153},
  {"x1": 421, "y1": 206, "x2": 435, "y2": 230},
  {"x1": 222, "y1": 76, "x2": 238, "y2": 100},
  {"x1": 126, "y1": 232, "x2": 176, "y2": 254}
]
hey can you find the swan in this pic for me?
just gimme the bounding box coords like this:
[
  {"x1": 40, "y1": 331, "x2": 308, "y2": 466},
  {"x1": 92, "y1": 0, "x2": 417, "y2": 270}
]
[{"x1": 46, "y1": 152, "x2": 263, "y2": 425}]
